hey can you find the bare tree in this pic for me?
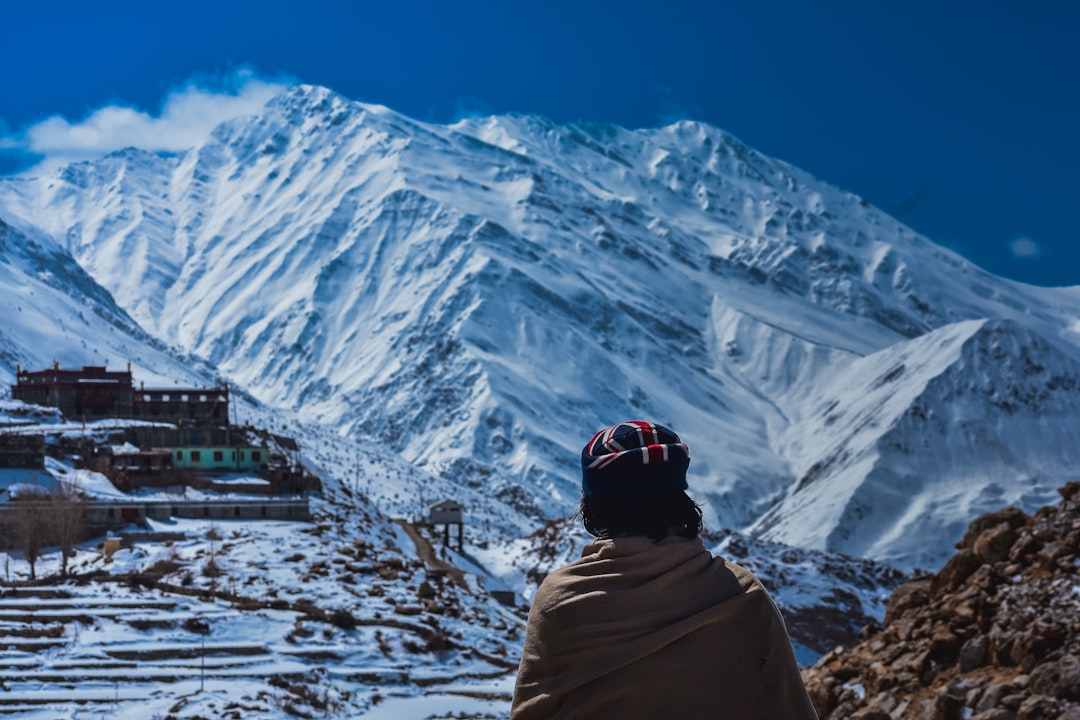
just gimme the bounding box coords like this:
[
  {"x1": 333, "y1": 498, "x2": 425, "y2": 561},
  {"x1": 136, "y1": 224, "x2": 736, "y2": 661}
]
[
  {"x1": 5, "y1": 482, "x2": 86, "y2": 580},
  {"x1": 10, "y1": 496, "x2": 48, "y2": 580},
  {"x1": 49, "y1": 481, "x2": 86, "y2": 578}
]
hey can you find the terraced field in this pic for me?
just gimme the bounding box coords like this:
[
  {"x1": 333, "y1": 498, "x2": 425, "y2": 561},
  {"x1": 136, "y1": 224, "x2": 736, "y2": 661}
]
[{"x1": 0, "y1": 513, "x2": 521, "y2": 719}]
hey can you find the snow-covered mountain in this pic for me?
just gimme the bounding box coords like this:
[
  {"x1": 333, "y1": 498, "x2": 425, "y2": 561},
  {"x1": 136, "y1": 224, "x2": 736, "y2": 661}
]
[
  {"x1": 755, "y1": 318, "x2": 1080, "y2": 568},
  {"x1": 0, "y1": 215, "x2": 221, "y2": 389},
  {"x1": 2, "y1": 84, "x2": 1079, "y2": 571}
]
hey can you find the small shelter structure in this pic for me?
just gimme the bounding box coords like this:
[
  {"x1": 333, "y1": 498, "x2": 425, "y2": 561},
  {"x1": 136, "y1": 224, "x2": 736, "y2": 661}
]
[{"x1": 427, "y1": 499, "x2": 464, "y2": 551}]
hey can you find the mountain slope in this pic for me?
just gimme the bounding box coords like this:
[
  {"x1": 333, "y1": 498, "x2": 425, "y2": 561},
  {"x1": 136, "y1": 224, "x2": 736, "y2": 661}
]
[
  {"x1": 2, "y1": 84, "x2": 1079, "y2": 570},
  {"x1": 754, "y1": 319, "x2": 1080, "y2": 569},
  {"x1": 0, "y1": 214, "x2": 219, "y2": 389}
]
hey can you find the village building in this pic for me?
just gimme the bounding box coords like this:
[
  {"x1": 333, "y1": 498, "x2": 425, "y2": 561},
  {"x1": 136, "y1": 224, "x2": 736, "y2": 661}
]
[
  {"x1": 12, "y1": 363, "x2": 134, "y2": 419},
  {"x1": 131, "y1": 386, "x2": 230, "y2": 424},
  {"x1": 11, "y1": 363, "x2": 229, "y2": 425},
  {"x1": 2, "y1": 363, "x2": 317, "y2": 546},
  {"x1": 171, "y1": 446, "x2": 266, "y2": 472},
  {"x1": 105, "y1": 446, "x2": 173, "y2": 473},
  {"x1": 0, "y1": 434, "x2": 45, "y2": 470}
]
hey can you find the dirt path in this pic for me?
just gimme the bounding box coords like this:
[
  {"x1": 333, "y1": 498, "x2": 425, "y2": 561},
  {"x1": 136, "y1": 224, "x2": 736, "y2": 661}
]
[{"x1": 391, "y1": 519, "x2": 469, "y2": 589}]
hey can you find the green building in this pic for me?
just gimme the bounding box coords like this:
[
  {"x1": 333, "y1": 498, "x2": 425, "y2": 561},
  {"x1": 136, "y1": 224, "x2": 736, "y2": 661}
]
[{"x1": 172, "y1": 447, "x2": 266, "y2": 472}]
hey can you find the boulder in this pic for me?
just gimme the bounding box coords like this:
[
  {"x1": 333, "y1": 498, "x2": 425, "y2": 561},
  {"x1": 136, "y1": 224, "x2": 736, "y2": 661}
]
[{"x1": 973, "y1": 523, "x2": 1018, "y2": 564}]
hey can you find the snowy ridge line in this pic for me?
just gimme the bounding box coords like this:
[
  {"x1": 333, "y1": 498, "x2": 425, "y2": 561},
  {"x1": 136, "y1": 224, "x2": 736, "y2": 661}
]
[{"x1": 2, "y1": 84, "x2": 1075, "y2": 573}]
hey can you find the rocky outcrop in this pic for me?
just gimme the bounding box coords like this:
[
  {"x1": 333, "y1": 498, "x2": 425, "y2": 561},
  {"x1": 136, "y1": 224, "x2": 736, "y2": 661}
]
[{"x1": 803, "y1": 482, "x2": 1080, "y2": 719}]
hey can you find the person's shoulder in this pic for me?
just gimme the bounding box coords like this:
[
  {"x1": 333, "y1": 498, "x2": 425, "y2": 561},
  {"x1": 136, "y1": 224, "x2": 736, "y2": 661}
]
[
  {"x1": 713, "y1": 556, "x2": 770, "y2": 594},
  {"x1": 531, "y1": 543, "x2": 599, "y2": 591}
]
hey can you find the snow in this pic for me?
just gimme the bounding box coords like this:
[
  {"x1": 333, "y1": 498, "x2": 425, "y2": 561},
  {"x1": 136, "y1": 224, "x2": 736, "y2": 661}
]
[
  {"x1": 1, "y1": 82, "x2": 1079, "y2": 715},
  {"x1": 358, "y1": 676, "x2": 514, "y2": 719},
  {"x1": 0, "y1": 477, "x2": 524, "y2": 718}
]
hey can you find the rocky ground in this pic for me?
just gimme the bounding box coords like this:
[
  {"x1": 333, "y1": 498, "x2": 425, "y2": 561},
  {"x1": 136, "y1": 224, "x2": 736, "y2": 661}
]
[{"x1": 803, "y1": 482, "x2": 1080, "y2": 719}]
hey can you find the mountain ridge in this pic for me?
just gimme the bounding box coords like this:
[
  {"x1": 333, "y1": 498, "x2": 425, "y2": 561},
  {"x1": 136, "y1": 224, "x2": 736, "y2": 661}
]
[
  {"x1": 2, "y1": 83, "x2": 1079, "y2": 573},
  {"x1": 758, "y1": 318, "x2": 1080, "y2": 569}
]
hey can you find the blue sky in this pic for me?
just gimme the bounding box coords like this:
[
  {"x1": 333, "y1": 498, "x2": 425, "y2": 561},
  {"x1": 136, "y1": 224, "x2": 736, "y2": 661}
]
[{"x1": 1, "y1": 0, "x2": 1076, "y2": 286}]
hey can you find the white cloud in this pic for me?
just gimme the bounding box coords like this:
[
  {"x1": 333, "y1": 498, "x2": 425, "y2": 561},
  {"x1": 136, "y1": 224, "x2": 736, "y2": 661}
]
[
  {"x1": 5, "y1": 69, "x2": 291, "y2": 174},
  {"x1": 1009, "y1": 236, "x2": 1042, "y2": 259},
  {"x1": 452, "y1": 96, "x2": 495, "y2": 121}
]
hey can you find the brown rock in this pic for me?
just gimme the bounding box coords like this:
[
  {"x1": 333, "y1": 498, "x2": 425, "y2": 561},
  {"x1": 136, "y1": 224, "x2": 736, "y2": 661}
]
[
  {"x1": 914, "y1": 698, "x2": 938, "y2": 720},
  {"x1": 891, "y1": 670, "x2": 919, "y2": 694},
  {"x1": 1016, "y1": 694, "x2": 1057, "y2": 720},
  {"x1": 970, "y1": 711, "x2": 1017, "y2": 720},
  {"x1": 951, "y1": 598, "x2": 978, "y2": 622},
  {"x1": 933, "y1": 548, "x2": 983, "y2": 594},
  {"x1": 884, "y1": 577, "x2": 932, "y2": 624},
  {"x1": 1008, "y1": 533, "x2": 1042, "y2": 562},
  {"x1": 893, "y1": 617, "x2": 920, "y2": 642},
  {"x1": 973, "y1": 523, "x2": 1019, "y2": 564},
  {"x1": 1064, "y1": 528, "x2": 1080, "y2": 551},
  {"x1": 975, "y1": 682, "x2": 1015, "y2": 713},
  {"x1": 1001, "y1": 694, "x2": 1025, "y2": 711},
  {"x1": 967, "y1": 564, "x2": 1005, "y2": 591},
  {"x1": 891, "y1": 648, "x2": 930, "y2": 676},
  {"x1": 867, "y1": 691, "x2": 899, "y2": 714},
  {"x1": 929, "y1": 626, "x2": 963, "y2": 663},
  {"x1": 1035, "y1": 540, "x2": 1068, "y2": 569},
  {"x1": 958, "y1": 507, "x2": 1030, "y2": 550},
  {"x1": 957, "y1": 635, "x2": 989, "y2": 672},
  {"x1": 1060, "y1": 480, "x2": 1080, "y2": 502},
  {"x1": 989, "y1": 624, "x2": 1018, "y2": 666},
  {"x1": 828, "y1": 699, "x2": 862, "y2": 719},
  {"x1": 1029, "y1": 659, "x2": 1080, "y2": 701},
  {"x1": 866, "y1": 661, "x2": 892, "y2": 690},
  {"x1": 808, "y1": 676, "x2": 839, "y2": 718},
  {"x1": 1009, "y1": 631, "x2": 1040, "y2": 672},
  {"x1": 933, "y1": 691, "x2": 964, "y2": 720}
]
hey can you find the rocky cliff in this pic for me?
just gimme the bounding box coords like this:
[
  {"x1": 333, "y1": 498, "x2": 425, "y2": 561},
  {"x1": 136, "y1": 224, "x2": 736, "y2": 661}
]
[{"x1": 803, "y1": 482, "x2": 1080, "y2": 719}]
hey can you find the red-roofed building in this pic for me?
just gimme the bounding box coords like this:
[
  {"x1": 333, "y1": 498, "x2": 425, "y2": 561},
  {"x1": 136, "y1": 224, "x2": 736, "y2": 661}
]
[{"x1": 11, "y1": 363, "x2": 229, "y2": 426}]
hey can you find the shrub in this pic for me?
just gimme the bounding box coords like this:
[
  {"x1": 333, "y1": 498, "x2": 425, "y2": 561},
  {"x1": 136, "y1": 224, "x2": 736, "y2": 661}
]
[
  {"x1": 145, "y1": 555, "x2": 184, "y2": 578},
  {"x1": 328, "y1": 609, "x2": 357, "y2": 631},
  {"x1": 182, "y1": 617, "x2": 210, "y2": 635},
  {"x1": 423, "y1": 627, "x2": 451, "y2": 653}
]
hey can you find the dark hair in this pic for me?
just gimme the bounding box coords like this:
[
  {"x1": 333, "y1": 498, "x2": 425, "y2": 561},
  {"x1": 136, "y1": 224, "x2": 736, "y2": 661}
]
[{"x1": 580, "y1": 490, "x2": 704, "y2": 542}]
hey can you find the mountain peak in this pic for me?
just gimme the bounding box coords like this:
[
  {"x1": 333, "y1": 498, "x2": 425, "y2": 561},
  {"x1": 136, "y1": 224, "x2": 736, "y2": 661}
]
[{"x1": 2, "y1": 91, "x2": 1079, "y2": 575}]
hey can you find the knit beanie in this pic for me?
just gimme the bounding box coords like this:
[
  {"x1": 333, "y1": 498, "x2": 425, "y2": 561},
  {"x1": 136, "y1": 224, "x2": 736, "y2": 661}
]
[{"x1": 581, "y1": 420, "x2": 690, "y2": 499}]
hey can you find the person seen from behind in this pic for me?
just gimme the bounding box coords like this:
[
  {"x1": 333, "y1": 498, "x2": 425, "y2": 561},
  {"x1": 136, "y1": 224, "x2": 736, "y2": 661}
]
[{"x1": 510, "y1": 420, "x2": 818, "y2": 719}]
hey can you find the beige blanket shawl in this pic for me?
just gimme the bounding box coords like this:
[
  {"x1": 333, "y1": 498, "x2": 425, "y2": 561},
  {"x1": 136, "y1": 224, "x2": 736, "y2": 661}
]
[{"x1": 511, "y1": 535, "x2": 818, "y2": 719}]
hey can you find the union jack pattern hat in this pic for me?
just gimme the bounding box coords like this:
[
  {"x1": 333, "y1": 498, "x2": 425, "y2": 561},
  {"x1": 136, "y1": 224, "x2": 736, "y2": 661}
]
[{"x1": 581, "y1": 420, "x2": 690, "y2": 499}]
